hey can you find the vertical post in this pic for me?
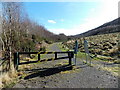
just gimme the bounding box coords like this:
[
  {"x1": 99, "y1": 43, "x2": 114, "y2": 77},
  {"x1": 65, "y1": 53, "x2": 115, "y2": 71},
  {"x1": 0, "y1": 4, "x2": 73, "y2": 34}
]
[
  {"x1": 14, "y1": 52, "x2": 19, "y2": 70},
  {"x1": 75, "y1": 54, "x2": 77, "y2": 65},
  {"x1": 38, "y1": 54, "x2": 40, "y2": 61},
  {"x1": 74, "y1": 40, "x2": 78, "y2": 54},
  {"x1": 71, "y1": 52, "x2": 74, "y2": 58},
  {"x1": 74, "y1": 40, "x2": 78, "y2": 65},
  {"x1": 55, "y1": 52, "x2": 57, "y2": 59},
  {"x1": 14, "y1": 53, "x2": 17, "y2": 69},
  {"x1": 88, "y1": 53, "x2": 91, "y2": 66},
  {"x1": 68, "y1": 52, "x2": 72, "y2": 65},
  {"x1": 16, "y1": 52, "x2": 19, "y2": 70},
  {"x1": 85, "y1": 53, "x2": 88, "y2": 64},
  {"x1": 84, "y1": 39, "x2": 89, "y2": 64}
]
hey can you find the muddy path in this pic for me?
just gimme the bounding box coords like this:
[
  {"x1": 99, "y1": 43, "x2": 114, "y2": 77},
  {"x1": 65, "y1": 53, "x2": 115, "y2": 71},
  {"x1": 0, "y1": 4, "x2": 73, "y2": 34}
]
[{"x1": 13, "y1": 43, "x2": 119, "y2": 88}]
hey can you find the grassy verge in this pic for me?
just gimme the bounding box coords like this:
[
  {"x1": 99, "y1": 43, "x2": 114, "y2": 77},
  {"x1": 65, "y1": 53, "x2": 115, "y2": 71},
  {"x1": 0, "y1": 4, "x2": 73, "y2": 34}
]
[
  {"x1": 91, "y1": 63, "x2": 120, "y2": 77},
  {"x1": 1, "y1": 68, "x2": 19, "y2": 88},
  {"x1": 77, "y1": 52, "x2": 120, "y2": 77},
  {"x1": 60, "y1": 43, "x2": 120, "y2": 77},
  {"x1": 77, "y1": 52, "x2": 86, "y2": 59}
]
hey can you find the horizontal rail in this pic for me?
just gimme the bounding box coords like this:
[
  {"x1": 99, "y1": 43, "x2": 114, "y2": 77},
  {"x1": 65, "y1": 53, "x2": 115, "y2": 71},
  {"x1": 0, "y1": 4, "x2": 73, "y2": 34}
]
[
  {"x1": 19, "y1": 60, "x2": 38, "y2": 65},
  {"x1": 19, "y1": 56, "x2": 69, "y2": 65},
  {"x1": 14, "y1": 51, "x2": 74, "y2": 70},
  {"x1": 18, "y1": 51, "x2": 73, "y2": 54}
]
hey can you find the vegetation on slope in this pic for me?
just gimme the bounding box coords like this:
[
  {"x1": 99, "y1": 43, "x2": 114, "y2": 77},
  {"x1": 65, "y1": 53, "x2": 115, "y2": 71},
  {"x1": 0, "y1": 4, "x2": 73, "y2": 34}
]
[{"x1": 63, "y1": 33, "x2": 120, "y2": 61}]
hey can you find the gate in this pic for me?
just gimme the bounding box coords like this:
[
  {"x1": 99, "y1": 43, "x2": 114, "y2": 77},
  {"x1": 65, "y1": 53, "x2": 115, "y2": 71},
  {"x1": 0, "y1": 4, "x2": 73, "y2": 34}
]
[{"x1": 14, "y1": 51, "x2": 74, "y2": 70}]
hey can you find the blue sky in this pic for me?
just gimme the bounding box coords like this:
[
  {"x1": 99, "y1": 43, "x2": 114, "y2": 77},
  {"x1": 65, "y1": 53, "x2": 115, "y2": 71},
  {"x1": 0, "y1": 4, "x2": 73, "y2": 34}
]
[{"x1": 23, "y1": 0, "x2": 118, "y2": 35}]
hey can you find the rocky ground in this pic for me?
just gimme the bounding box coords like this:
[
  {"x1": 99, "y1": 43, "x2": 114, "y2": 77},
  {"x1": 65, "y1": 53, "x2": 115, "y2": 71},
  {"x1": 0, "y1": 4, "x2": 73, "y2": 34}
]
[{"x1": 13, "y1": 43, "x2": 119, "y2": 88}]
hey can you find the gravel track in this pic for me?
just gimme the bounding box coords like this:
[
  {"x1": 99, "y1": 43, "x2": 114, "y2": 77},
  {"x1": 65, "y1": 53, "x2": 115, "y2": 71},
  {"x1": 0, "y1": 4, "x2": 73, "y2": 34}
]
[{"x1": 13, "y1": 43, "x2": 119, "y2": 88}]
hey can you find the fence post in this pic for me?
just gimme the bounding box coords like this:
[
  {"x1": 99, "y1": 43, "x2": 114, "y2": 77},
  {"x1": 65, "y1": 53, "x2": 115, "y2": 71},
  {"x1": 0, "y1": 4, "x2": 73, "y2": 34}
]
[
  {"x1": 55, "y1": 52, "x2": 57, "y2": 59},
  {"x1": 68, "y1": 52, "x2": 72, "y2": 65},
  {"x1": 38, "y1": 54, "x2": 40, "y2": 61},
  {"x1": 14, "y1": 52, "x2": 19, "y2": 70},
  {"x1": 14, "y1": 53, "x2": 17, "y2": 69},
  {"x1": 17, "y1": 52, "x2": 19, "y2": 70}
]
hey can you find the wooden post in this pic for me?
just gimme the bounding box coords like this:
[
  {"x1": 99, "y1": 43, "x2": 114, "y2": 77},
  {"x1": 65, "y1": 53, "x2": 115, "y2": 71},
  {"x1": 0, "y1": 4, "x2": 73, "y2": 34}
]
[
  {"x1": 71, "y1": 52, "x2": 74, "y2": 58},
  {"x1": 68, "y1": 52, "x2": 72, "y2": 65},
  {"x1": 14, "y1": 52, "x2": 19, "y2": 70},
  {"x1": 55, "y1": 52, "x2": 57, "y2": 59},
  {"x1": 38, "y1": 54, "x2": 40, "y2": 61},
  {"x1": 14, "y1": 53, "x2": 17, "y2": 69},
  {"x1": 17, "y1": 52, "x2": 19, "y2": 70}
]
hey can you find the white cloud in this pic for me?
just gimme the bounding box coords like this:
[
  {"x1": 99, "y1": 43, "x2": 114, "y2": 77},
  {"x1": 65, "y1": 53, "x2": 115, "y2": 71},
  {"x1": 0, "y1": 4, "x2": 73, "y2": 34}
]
[{"x1": 48, "y1": 20, "x2": 56, "y2": 24}]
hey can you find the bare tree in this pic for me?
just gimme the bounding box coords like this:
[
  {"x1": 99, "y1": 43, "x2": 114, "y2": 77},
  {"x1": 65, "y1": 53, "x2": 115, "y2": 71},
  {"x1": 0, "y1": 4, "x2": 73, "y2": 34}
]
[{"x1": 1, "y1": 2, "x2": 26, "y2": 70}]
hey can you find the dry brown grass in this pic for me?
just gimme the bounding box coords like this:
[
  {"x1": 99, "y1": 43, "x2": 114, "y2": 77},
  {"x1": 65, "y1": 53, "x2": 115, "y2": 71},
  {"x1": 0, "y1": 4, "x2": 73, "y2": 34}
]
[
  {"x1": 0, "y1": 63, "x2": 18, "y2": 88},
  {"x1": 64, "y1": 32, "x2": 119, "y2": 57},
  {"x1": 0, "y1": 61, "x2": 35, "y2": 88},
  {"x1": 19, "y1": 64, "x2": 32, "y2": 70},
  {"x1": 0, "y1": 77, "x2": 3, "y2": 88}
]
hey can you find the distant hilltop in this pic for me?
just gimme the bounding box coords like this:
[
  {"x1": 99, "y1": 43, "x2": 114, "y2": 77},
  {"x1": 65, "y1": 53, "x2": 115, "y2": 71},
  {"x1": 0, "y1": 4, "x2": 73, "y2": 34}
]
[{"x1": 72, "y1": 17, "x2": 120, "y2": 38}]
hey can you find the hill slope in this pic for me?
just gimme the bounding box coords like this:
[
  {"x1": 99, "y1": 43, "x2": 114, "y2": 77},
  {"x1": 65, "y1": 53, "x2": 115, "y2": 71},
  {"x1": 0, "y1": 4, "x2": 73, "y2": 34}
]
[{"x1": 73, "y1": 17, "x2": 120, "y2": 38}]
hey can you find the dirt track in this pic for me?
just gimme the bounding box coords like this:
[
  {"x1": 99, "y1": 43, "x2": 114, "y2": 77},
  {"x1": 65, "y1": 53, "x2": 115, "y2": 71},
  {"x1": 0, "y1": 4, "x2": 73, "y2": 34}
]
[{"x1": 13, "y1": 43, "x2": 119, "y2": 88}]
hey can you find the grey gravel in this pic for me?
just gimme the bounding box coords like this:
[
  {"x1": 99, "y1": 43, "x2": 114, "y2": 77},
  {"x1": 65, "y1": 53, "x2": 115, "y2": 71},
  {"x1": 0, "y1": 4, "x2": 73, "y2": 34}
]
[{"x1": 13, "y1": 43, "x2": 119, "y2": 88}]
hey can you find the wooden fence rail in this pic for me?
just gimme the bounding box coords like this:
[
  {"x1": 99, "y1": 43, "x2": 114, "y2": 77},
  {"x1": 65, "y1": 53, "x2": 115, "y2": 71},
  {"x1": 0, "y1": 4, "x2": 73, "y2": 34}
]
[{"x1": 14, "y1": 51, "x2": 74, "y2": 70}]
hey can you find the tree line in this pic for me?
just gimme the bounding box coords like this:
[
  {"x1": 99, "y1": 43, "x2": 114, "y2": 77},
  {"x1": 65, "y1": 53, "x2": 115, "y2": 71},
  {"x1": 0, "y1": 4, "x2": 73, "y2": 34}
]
[{"x1": 0, "y1": 2, "x2": 68, "y2": 71}]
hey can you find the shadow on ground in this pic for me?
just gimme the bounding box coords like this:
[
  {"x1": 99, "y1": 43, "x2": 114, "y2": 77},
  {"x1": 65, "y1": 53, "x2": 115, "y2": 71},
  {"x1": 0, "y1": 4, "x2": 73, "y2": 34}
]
[{"x1": 24, "y1": 65, "x2": 73, "y2": 80}]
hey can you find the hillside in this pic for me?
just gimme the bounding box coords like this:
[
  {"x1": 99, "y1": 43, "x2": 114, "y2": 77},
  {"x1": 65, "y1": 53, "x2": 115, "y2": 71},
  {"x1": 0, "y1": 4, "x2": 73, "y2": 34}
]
[
  {"x1": 73, "y1": 17, "x2": 120, "y2": 38},
  {"x1": 28, "y1": 23, "x2": 68, "y2": 42},
  {"x1": 63, "y1": 32, "x2": 120, "y2": 59}
]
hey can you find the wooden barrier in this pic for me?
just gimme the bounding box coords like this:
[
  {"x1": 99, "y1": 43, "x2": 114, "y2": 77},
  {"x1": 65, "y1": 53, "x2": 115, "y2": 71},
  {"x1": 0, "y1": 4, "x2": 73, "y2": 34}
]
[{"x1": 14, "y1": 51, "x2": 74, "y2": 70}]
